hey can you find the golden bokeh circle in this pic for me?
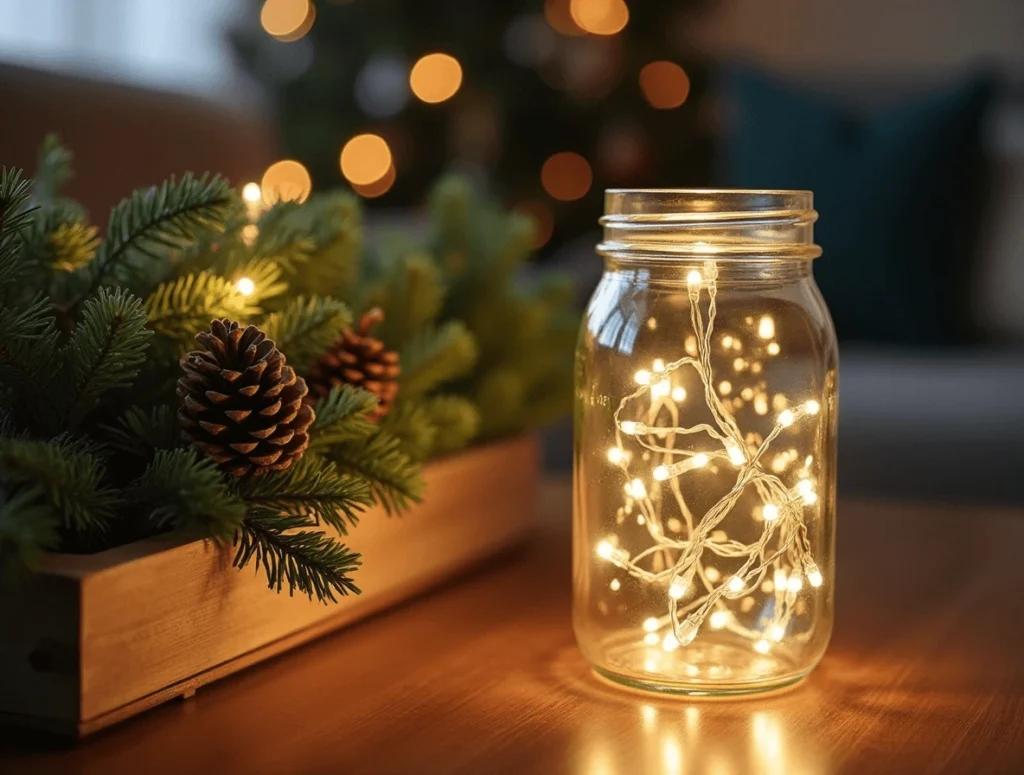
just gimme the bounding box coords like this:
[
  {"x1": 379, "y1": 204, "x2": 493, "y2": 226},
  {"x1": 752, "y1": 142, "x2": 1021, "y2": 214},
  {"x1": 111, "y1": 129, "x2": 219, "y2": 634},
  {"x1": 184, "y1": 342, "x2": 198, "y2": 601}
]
[
  {"x1": 410, "y1": 53, "x2": 464, "y2": 104},
  {"x1": 639, "y1": 61, "x2": 691, "y2": 109},
  {"x1": 260, "y1": 159, "x2": 312, "y2": 205},
  {"x1": 340, "y1": 134, "x2": 393, "y2": 186},
  {"x1": 541, "y1": 152, "x2": 593, "y2": 202}
]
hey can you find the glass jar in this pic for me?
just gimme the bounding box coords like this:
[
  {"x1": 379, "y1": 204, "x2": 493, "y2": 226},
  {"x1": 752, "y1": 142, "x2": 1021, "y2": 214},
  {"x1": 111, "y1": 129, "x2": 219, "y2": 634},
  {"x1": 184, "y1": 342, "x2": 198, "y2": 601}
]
[{"x1": 573, "y1": 190, "x2": 837, "y2": 695}]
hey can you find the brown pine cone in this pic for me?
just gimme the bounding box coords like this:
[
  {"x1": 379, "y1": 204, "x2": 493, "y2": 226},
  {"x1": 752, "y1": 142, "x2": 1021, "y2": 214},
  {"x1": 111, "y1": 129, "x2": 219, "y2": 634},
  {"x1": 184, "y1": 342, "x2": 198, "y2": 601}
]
[
  {"x1": 307, "y1": 307, "x2": 400, "y2": 421},
  {"x1": 177, "y1": 319, "x2": 315, "y2": 477}
]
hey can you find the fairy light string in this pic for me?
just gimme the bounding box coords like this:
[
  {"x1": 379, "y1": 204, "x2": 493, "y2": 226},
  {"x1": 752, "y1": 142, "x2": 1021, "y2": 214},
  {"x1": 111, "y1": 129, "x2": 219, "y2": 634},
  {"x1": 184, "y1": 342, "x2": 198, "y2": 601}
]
[{"x1": 599, "y1": 260, "x2": 824, "y2": 657}]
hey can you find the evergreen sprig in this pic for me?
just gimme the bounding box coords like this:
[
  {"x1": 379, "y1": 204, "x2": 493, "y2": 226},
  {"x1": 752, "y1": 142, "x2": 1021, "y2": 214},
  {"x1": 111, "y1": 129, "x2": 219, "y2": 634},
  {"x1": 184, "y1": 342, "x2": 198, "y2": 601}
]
[
  {"x1": 234, "y1": 509, "x2": 362, "y2": 602},
  {"x1": 308, "y1": 384, "x2": 378, "y2": 451},
  {"x1": 399, "y1": 321, "x2": 478, "y2": 397},
  {"x1": 75, "y1": 172, "x2": 234, "y2": 302},
  {"x1": 327, "y1": 429, "x2": 424, "y2": 515},
  {"x1": 129, "y1": 449, "x2": 246, "y2": 543},
  {"x1": 235, "y1": 456, "x2": 372, "y2": 536},
  {"x1": 145, "y1": 271, "x2": 254, "y2": 343},
  {"x1": 0, "y1": 437, "x2": 120, "y2": 535},
  {"x1": 61, "y1": 287, "x2": 152, "y2": 427},
  {"x1": 261, "y1": 295, "x2": 351, "y2": 369}
]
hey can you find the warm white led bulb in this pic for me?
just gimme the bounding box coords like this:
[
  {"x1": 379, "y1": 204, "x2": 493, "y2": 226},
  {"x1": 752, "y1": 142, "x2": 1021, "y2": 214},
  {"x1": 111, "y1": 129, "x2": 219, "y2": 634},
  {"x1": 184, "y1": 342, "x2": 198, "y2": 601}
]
[
  {"x1": 777, "y1": 409, "x2": 795, "y2": 427},
  {"x1": 610, "y1": 578, "x2": 622, "y2": 591},
  {"x1": 769, "y1": 624, "x2": 786, "y2": 642},
  {"x1": 724, "y1": 575, "x2": 746, "y2": 598},
  {"x1": 787, "y1": 574, "x2": 803, "y2": 593},
  {"x1": 652, "y1": 379, "x2": 671, "y2": 398},
  {"x1": 676, "y1": 618, "x2": 699, "y2": 646},
  {"x1": 767, "y1": 342, "x2": 781, "y2": 355},
  {"x1": 758, "y1": 315, "x2": 775, "y2": 339},
  {"x1": 727, "y1": 444, "x2": 746, "y2": 466},
  {"x1": 236, "y1": 277, "x2": 256, "y2": 297},
  {"x1": 671, "y1": 386, "x2": 687, "y2": 402},
  {"x1": 643, "y1": 617, "x2": 660, "y2": 633},
  {"x1": 653, "y1": 465, "x2": 669, "y2": 481},
  {"x1": 668, "y1": 573, "x2": 690, "y2": 600},
  {"x1": 652, "y1": 358, "x2": 666, "y2": 372},
  {"x1": 596, "y1": 541, "x2": 615, "y2": 560},
  {"x1": 762, "y1": 503, "x2": 780, "y2": 522},
  {"x1": 661, "y1": 632, "x2": 680, "y2": 651},
  {"x1": 709, "y1": 610, "x2": 731, "y2": 630},
  {"x1": 754, "y1": 639, "x2": 771, "y2": 654},
  {"x1": 242, "y1": 182, "x2": 262, "y2": 203},
  {"x1": 607, "y1": 447, "x2": 624, "y2": 464},
  {"x1": 620, "y1": 420, "x2": 639, "y2": 435},
  {"x1": 718, "y1": 380, "x2": 732, "y2": 396},
  {"x1": 806, "y1": 556, "x2": 823, "y2": 585},
  {"x1": 629, "y1": 479, "x2": 647, "y2": 499},
  {"x1": 692, "y1": 453, "x2": 709, "y2": 468},
  {"x1": 644, "y1": 632, "x2": 660, "y2": 646},
  {"x1": 687, "y1": 270, "x2": 702, "y2": 290},
  {"x1": 805, "y1": 400, "x2": 821, "y2": 415},
  {"x1": 634, "y1": 370, "x2": 651, "y2": 386}
]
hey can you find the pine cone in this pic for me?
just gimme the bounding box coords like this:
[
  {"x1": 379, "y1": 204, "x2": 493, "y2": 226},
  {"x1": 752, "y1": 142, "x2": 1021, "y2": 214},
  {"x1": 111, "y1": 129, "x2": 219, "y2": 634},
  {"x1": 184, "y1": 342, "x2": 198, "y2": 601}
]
[
  {"x1": 177, "y1": 319, "x2": 315, "y2": 477},
  {"x1": 307, "y1": 307, "x2": 400, "y2": 421}
]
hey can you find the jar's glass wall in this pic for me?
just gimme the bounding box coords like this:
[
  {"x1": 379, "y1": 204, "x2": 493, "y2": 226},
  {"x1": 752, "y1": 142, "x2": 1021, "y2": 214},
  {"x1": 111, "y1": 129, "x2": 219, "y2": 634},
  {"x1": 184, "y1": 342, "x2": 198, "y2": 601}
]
[{"x1": 573, "y1": 191, "x2": 838, "y2": 695}]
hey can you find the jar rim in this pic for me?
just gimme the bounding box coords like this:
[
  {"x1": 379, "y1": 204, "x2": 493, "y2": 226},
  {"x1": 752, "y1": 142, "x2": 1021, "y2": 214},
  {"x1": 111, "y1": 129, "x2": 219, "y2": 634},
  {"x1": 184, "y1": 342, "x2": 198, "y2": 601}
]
[{"x1": 599, "y1": 188, "x2": 821, "y2": 261}]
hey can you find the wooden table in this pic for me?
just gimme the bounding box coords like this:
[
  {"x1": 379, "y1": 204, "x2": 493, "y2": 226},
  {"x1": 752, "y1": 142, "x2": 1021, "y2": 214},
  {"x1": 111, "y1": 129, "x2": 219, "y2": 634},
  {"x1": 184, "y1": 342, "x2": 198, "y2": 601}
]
[{"x1": 3, "y1": 482, "x2": 1023, "y2": 774}]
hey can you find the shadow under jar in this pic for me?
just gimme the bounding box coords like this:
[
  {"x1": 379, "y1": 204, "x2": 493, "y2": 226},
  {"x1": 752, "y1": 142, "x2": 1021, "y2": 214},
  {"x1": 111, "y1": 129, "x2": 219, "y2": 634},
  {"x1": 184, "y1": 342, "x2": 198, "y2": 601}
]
[{"x1": 573, "y1": 190, "x2": 838, "y2": 696}]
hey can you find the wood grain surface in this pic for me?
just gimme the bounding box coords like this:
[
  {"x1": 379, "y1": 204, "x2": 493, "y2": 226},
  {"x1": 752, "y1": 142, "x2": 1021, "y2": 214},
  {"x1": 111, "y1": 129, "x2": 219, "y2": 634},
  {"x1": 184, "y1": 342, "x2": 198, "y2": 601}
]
[{"x1": 3, "y1": 481, "x2": 1023, "y2": 774}]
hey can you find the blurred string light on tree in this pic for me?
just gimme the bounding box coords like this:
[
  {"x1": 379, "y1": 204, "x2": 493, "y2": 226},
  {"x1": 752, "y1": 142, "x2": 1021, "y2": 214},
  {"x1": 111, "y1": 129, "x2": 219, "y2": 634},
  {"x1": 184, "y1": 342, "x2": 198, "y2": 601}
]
[
  {"x1": 234, "y1": 0, "x2": 714, "y2": 251},
  {"x1": 351, "y1": 163, "x2": 397, "y2": 199},
  {"x1": 544, "y1": 0, "x2": 586, "y2": 36},
  {"x1": 260, "y1": 159, "x2": 311, "y2": 204},
  {"x1": 542, "y1": 152, "x2": 593, "y2": 201},
  {"x1": 639, "y1": 61, "x2": 691, "y2": 109},
  {"x1": 340, "y1": 133, "x2": 393, "y2": 187},
  {"x1": 354, "y1": 54, "x2": 410, "y2": 118},
  {"x1": 570, "y1": 0, "x2": 629, "y2": 35},
  {"x1": 514, "y1": 200, "x2": 556, "y2": 249},
  {"x1": 260, "y1": 0, "x2": 315, "y2": 42},
  {"x1": 410, "y1": 53, "x2": 463, "y2": 104}
]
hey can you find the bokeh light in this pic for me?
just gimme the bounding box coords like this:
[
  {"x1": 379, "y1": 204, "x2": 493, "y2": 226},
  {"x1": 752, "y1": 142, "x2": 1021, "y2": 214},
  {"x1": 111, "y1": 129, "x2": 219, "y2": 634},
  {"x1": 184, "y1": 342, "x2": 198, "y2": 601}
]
[
  {"x1": 541, "y1": 152, "x2": 593, "y2": 201},
  {"x1": 340, "y1": 134, "x2": 393, "y2": 186},
  {"x1": 409, "y1": 53, "x2": 463, "y2": 104},
  {"x1": 351, "y1": 164, "x2": 397, "y2": 199},
  {"x1": 544, "y1": 0, "x2": 585, "y2": 36},
  {"x1": 515, "y1": 200, "x2": 556, "y2": 249},
  {"x1": 354, "y1": 54, "x2": 410, "y2": 118},
  {"x1": 242, "y1": 182, "x2": 262, "y2": 203},
  {"x1": 639, "y1": 61, "x2": 691, "y2": 109},
  {"x1": 260, "y1": 0, "x2": 315, "y2": 42},
  {"x1": 260, "y1": 159, "x2": 312, "y2": 204},
  {"x1": 570, "y1": 0, "x2": 629, "y2": 36}
]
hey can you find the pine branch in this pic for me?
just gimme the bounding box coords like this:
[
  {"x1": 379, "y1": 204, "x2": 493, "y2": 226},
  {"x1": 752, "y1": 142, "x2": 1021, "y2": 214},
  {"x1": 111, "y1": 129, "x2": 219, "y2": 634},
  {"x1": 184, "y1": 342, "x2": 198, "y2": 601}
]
[
  {"x1": 307, "y1": 384, "x2": 378, "y2": 451},
  {"x1": 234, "y1": 456, "x2": 372, "y2": 536},
  {"x1": 225, "y1": 256, "x2": 288, "y2": 306},
  {"x1": 0, "y1": 167, "x2": 36, "y2": 296},
  {"x1": 144, "y1": 271, "x2": 255, "y2": 343},
  {"x1": 361, "y1": 254, "x2": 445, "y2": 348},
  {"x1": 0, "y1": 296, "x2": 61, "y2": 432},
  {"x1": 0, "y1": 486, "x2": 60, "y2": 577},
  {"x1": 98, "y1": 405, "x2": 179, "y2": 458},
  {"x1": 72, "y1": 173, "x2": 233, "y2": 305},
  {"x1": 61, "y1": 287, "x2": 152, "y2": 427},
  {"x1": 0, "y1": 438, "x2": 120, "y2": 534},
  {"x1": 261, "y1": 296, "x2": 351, "y2": 370},
  {"x1": 380, "y1": 399, "x2": 437, "y2": 462},
  {"x1": 33, "y1": 134, "x2": 73, "y2": 204},
  {"x1": 234, "y1": 510, "x2": 361, "y2": 602},
  {"x1": 327, "y1": 429, "x2": 423, "y2": 515},
  {"x1": 399, "y1": 321, "x2": 478, "y2": 397},
  {"x1": 128, "y1": 449, "x2": 246, "y2": 543},
  {"x1": 422, "y1": 394, "x2": 481, "y2": 456}
]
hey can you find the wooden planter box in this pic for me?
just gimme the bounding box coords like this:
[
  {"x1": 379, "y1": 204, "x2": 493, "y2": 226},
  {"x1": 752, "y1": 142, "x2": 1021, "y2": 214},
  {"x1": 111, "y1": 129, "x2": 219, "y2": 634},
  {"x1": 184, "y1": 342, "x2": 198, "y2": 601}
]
[{"x1": 0, "y1": 435, "x2": 539, "y2": 738}]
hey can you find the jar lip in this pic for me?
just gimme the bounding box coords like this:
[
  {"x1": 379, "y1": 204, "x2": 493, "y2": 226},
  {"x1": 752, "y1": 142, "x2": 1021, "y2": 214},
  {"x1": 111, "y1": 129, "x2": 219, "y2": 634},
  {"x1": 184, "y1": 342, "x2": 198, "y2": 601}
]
[
  {"x1": 603, "y1": 188, "x2": 816, "y2": 221},
  {"x1": 599, "y1": 188, "x2": 821, "y2": 260}
]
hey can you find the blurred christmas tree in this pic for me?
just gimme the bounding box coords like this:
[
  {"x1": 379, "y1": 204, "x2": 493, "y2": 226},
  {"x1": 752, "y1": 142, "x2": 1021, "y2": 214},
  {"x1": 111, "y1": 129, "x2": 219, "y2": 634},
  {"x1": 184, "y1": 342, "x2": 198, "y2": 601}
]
[{"x1": 233, "y1": 0, "x2": 714, "y2": 252}]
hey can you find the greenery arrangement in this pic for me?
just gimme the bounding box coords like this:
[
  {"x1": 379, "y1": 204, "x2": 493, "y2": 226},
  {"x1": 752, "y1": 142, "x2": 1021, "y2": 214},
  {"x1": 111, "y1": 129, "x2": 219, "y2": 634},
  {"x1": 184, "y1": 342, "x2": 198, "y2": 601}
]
[{"x1": 0, "y1": 136, "x2": 574, "y2": 602}]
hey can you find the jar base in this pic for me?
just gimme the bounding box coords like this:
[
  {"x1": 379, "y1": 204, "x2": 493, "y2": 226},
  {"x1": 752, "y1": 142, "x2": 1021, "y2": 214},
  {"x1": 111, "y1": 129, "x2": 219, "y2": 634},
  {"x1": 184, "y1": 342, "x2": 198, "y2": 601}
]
[
  {"x1": 583, "y1": 630, "x2": 817, "y2": 697},
  {"x1": 592, "y1": 664, "x2": 810, "y2": 698}
]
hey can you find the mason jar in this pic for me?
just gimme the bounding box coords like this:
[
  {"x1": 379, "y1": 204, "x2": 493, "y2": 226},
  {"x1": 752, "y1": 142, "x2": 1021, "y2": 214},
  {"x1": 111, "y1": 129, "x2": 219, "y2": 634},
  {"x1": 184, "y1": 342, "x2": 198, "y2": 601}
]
[{"x1": 573, "y1": 190, "x2": 838, "y2": 695}]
